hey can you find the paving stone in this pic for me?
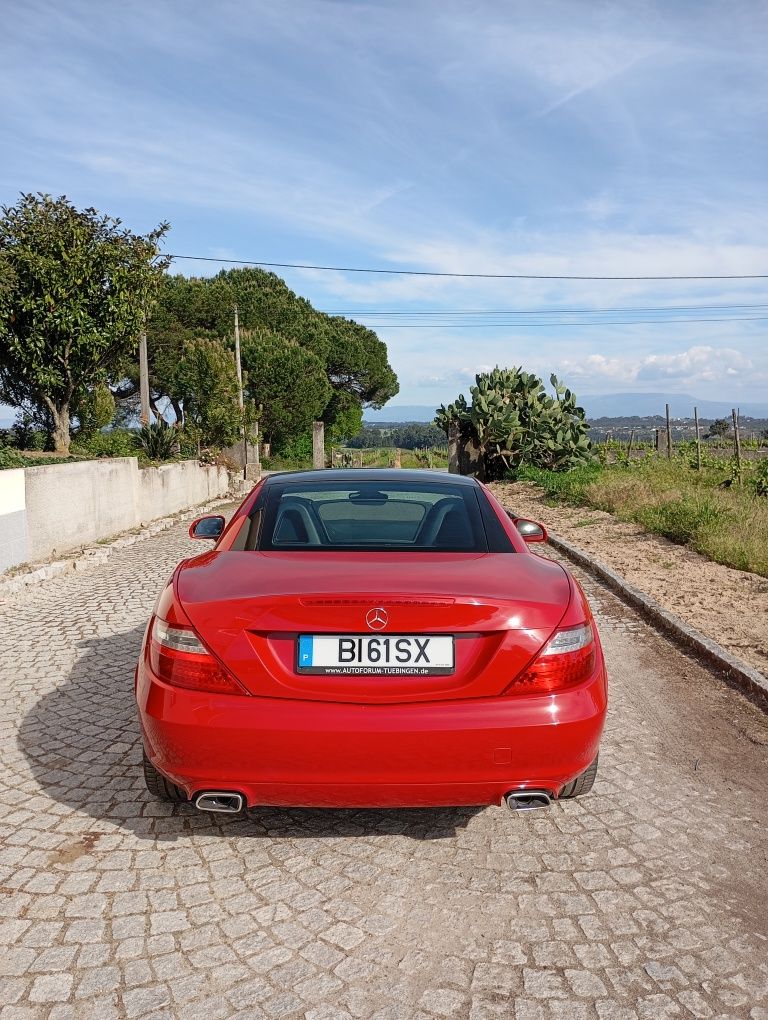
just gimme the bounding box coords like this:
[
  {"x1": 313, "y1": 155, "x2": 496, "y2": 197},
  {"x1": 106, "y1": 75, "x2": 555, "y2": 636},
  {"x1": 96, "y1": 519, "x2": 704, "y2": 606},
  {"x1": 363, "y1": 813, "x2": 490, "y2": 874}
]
[
  {"x1": 28, "y1": 973, "x2": 73, "y2": 1003},
  {"x1": 419, "y1": 987, "x2": 469, "y2": 1016},
  {"x1": 121, "y1": 984, "x2": 173, "y2": 1017}
]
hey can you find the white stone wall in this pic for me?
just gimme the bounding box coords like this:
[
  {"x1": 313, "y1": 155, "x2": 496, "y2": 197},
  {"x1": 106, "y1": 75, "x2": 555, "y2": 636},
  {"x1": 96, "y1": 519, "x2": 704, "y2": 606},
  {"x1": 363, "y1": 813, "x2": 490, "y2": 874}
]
[
  {"x1": 25, "y1": 459, "x2": 140, "y2": 562},
  {"x1": 0, "y1": 469, "x2": 28, "y2": 572},
  {"x1": 137, "y1": 461, "x2": 230, "y2": 523},
  {"x1": 1, "y1": 458, "x2": 232, "y2": 572}
]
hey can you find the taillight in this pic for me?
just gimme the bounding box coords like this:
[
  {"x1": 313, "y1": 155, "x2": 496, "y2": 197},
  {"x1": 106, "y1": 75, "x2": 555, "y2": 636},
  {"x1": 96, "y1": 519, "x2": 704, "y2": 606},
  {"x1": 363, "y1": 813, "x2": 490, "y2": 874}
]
[
  {"x1": 149, "y1": 618, "x2": 245, "y2": 695},
  {"x1": 509, "y1": 623, "x2": 596, "y2": 693}
]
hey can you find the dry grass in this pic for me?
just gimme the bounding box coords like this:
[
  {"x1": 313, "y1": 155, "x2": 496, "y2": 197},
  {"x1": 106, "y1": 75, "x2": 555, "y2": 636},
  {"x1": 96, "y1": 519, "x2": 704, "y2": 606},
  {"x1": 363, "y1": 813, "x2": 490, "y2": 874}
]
[{"x1": 520, "y1": 458, "x2": 768, "y2": 577}]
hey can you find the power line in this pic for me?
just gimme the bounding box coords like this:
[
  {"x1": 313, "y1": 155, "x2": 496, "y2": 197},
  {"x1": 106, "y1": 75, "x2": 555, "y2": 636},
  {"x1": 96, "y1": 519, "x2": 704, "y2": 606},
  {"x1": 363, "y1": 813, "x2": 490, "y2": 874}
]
[
  {"x1": 168, "y1": 253, "x2": 768, "y2": 281},
  {"x1": 320, "y1": 302, "x2": 768, "y2": 315},
  {"x1": 331, "y1": 316, "x2": 768, "y2": 327}
]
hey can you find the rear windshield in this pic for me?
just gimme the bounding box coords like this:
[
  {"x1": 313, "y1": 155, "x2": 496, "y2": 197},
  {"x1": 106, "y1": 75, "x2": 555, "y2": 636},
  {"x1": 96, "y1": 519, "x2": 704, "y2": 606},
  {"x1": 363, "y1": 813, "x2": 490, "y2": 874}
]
[{"x1": 259, "y1": 480, "x2": 501, "y2": 552}]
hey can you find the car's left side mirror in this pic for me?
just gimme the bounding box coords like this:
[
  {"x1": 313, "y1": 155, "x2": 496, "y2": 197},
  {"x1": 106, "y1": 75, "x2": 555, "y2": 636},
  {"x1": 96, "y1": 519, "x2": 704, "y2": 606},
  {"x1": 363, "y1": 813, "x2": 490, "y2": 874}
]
[
  {"x1": 189, "y1": 515, "x2": 225, "y2": 540},
  {"x1": 507, "y1": 512, "x2": 548, "y2": 543}
]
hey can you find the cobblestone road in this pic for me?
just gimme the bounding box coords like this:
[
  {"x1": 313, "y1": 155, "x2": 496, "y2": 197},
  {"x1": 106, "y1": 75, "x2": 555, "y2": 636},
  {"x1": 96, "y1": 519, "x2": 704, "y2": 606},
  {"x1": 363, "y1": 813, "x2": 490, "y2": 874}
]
[{"x1": 1, "y1": 504, "x2": 767, "y2": 1020}]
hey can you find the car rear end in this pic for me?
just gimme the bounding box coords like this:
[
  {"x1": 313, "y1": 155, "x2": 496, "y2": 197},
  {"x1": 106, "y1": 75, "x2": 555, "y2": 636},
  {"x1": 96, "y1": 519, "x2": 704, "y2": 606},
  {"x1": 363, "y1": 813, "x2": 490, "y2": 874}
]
[{"x1": 135, "y1": 471, "x2": 607, "y2": 809}]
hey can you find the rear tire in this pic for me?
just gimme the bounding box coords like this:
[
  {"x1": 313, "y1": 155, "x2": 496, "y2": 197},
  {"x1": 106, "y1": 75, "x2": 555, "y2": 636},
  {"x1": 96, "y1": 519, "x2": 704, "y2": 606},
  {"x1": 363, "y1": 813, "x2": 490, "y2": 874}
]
[
  {"x1": 559, "y1": 755, "x2": 599, "y2": 799},
  {"x1": 142, "y1": 750, "x2": 188, "y2": 803}
]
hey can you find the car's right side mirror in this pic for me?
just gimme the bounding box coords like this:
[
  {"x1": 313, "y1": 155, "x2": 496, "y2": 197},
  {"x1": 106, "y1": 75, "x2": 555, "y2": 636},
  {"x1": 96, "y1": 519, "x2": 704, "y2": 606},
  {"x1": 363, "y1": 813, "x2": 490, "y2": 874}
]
[{"x1": 507, "y1": 513, "x2": 548, "y2": 543}]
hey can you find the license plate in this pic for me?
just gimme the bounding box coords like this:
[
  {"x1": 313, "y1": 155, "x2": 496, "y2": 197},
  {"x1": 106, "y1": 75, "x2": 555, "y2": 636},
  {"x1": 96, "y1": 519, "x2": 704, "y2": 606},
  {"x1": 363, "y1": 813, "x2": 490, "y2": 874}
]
[{"x1": 297, "y1": 634, "x2": 454, "y2": 675}]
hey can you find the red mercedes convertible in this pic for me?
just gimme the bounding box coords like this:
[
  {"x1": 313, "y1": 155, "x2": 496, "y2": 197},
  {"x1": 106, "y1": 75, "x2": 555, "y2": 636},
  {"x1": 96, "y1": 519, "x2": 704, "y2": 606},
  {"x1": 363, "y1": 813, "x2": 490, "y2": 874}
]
[{"x1": 135, "y1": 469, "x2": 606, "y2": 813}]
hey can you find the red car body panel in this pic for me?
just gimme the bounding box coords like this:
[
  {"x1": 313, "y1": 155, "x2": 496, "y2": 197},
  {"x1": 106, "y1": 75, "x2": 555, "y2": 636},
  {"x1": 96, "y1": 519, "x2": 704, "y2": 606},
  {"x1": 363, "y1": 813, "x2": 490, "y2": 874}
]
[
  {"x1": 137, "y1": 665, "x2": 605, "y2": 807},
  {"x1": 174, "y1": 551, "x2": 571, "y2": 704},
  {"x1": 136, "y1": 470, "x2": 607, "y2": 808}
]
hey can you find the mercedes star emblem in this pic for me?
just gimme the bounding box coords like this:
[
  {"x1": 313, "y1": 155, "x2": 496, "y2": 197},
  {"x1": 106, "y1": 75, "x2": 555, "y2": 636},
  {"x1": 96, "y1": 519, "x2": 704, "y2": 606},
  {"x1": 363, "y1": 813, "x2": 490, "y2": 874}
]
[{"x1": 365, "y1": 608, "x2": 388, "y2": 631}]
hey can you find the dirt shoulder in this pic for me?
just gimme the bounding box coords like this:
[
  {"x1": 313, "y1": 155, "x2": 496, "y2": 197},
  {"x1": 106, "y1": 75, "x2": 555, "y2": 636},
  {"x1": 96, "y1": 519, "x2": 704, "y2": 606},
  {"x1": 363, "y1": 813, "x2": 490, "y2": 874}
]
[{"x1": 489, "y1": 480, "x2": 768, "y2": 678}]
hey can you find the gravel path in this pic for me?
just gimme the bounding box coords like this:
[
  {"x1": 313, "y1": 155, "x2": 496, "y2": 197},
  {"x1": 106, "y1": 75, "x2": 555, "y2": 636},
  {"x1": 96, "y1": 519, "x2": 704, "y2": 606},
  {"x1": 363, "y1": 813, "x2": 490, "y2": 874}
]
[{"x1": 1, "y1": 505, "x2": 766, "y2": 1019}]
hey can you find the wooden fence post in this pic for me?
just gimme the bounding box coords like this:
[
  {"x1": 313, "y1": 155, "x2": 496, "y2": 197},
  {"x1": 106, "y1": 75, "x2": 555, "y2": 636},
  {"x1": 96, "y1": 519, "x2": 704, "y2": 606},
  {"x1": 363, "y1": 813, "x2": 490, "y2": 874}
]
[
  {"x1": 665, "y1": 403, "x2": 672, "y2": 459},
  {"x1": 732, "y1": 408, "x2": 742, "y2": 485},
  {"x1": 627, "y1": 430, "x2": 635, "y2": 460},
  {"x1": 312, "y1": 421, "x2": 325, "y2": 469},
  {"x1": 694, "y1": 406, "x2": 702, "y2": 471}
]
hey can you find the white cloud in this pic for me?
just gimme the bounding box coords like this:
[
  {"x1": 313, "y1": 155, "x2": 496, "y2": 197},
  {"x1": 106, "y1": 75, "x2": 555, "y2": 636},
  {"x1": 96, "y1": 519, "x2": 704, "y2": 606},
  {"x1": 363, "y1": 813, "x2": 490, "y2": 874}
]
[
  {"x1": 557, "y1": 344, "x2": 758, "y2": 391},
  {"x1": 636, "y1": 346, "x2": 752, "y2": 382},
  {"x1": 574, "y1": 354, "x2": 629, "y2": 380}
]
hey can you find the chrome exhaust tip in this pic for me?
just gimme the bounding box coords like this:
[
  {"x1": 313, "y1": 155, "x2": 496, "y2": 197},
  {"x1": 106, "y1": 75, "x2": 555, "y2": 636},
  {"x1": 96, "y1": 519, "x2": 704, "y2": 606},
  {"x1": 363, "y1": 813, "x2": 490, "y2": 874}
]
[
  {"x1": 504, "y1": 789, "x2": 552, "y2": 812},
  {"x1": 194, "y1": 791, "x2": 244, "y2": 814}
]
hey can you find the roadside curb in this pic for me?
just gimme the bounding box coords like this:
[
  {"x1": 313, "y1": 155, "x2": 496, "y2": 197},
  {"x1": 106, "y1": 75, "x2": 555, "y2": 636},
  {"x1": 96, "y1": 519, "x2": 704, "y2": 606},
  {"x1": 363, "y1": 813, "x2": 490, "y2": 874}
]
[
  {"x1": 547, "y1": 532, "x2": 768, "y2": 709},
  {"x1": 0, "y1": 491, "x2": 244, "y2": 600}
]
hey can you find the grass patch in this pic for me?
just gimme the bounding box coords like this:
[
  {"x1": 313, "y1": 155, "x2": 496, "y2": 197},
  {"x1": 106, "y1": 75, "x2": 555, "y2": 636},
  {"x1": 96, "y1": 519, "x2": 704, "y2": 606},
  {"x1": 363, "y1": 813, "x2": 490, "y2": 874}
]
[
  {"x1": 518, "y1": 464, "x2": 603, "y2": 505},
  {"x1": 633, "y1": 495, "x2": 726, "y2": 545},
  {"x1": 517, "y1": 458, "x2": 768, "y2": 577}
]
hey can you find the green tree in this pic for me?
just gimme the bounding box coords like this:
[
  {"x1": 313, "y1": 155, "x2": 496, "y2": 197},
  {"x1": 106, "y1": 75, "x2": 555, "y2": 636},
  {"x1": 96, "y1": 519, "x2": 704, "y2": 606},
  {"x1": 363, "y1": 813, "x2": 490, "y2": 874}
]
[
  {"x1": 391, "y1": 423, "x2": 445, "y2": 449},
  {"x1": 241, "y1": 330, "x2": 331, "y2": 448},
  {"x1": 222, "y1": 271, "x2": 399, "y2": 415},
  {"x1": 0, "y1": 193, "x2": 169, "y2": 453},
  {"x1": 74, "y1": 382, "x2": 116, "y2": 439},
  {"x1": 323, "y1": 316, "x2": 399, "y2": 408},
  {"x1": 707, "y1": 418, "x2": 729, "y2": 438},
  {"x1": 139, "y1": 268, "x2": 398, "y2": 443},
  {"x1": 0, "y1": 251, "x2": 15, "y2": 301},
  {"x1": 322, "y1": 390, "x2": 363, "y2": 446},
  {"x1": 174, "y1": 337, "x2": 243, "y2": 448}
]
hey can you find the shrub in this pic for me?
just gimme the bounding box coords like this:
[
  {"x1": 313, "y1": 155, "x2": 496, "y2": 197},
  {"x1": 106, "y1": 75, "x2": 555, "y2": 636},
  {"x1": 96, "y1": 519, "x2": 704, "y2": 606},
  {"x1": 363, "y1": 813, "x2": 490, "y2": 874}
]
[
  {"x1": 136, "y1": 421, "x2": 176, "y2": 460},
  {"x1": 0, "y1": 445, "x2": 24, "y2": 468},
  {"x1": 11, "y1": 408, "x2": 49, "y2": 450},
  {"x1": 751, "y1": 459, "x2": 768, "y2": 497},
  {"x1": 275, "y1": 431, "x2": 313, "y2": 462},
  {"x1": 72, "y1": 428, "x2": 138, "y2": 459}
]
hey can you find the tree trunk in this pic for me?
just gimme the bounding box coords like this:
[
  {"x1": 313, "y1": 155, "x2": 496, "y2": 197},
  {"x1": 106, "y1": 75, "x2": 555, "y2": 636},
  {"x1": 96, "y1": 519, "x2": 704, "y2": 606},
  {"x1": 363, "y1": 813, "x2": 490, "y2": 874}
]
[
  {"x1": 459, "y1": 437, "x2": 484, "y2": 479},
  {"x1": 447, "y1": 422, "x2": 460, "y2": 474},
  {"x1": 50, "y1": 402, "x2": 71, "y2": 455}
]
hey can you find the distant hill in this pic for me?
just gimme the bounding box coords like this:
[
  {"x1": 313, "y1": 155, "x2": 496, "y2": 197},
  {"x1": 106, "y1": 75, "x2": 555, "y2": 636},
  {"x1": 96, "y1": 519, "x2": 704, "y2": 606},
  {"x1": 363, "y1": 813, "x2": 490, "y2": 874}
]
[
  {"x1": 366, "y1": 393, "x2": 768, "y2": 424},
  {"x1": 580, "y1": 393, "x2": 768, "y2": 419}
]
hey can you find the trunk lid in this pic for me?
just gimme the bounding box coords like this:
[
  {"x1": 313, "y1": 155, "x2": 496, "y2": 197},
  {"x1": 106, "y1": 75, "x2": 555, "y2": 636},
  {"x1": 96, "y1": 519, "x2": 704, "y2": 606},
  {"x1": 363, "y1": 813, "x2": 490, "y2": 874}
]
[{"x1": 177, "y1": 551, "x2": 570, "y2": 703}]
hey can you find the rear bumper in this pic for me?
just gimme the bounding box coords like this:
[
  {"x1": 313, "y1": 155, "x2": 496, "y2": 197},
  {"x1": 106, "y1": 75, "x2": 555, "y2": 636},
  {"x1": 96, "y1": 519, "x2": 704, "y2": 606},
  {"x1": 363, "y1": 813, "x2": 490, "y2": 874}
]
[{"x1": 136, "y1": 661, "x2": 607, "y2": 808}]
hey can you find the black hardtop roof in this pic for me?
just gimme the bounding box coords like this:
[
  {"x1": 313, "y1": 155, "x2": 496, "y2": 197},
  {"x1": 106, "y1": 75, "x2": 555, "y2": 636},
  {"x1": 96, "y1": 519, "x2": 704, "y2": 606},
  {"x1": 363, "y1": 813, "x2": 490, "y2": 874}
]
[{"x1": 265, "y1": 468, "x2": 480, "y2": 488}]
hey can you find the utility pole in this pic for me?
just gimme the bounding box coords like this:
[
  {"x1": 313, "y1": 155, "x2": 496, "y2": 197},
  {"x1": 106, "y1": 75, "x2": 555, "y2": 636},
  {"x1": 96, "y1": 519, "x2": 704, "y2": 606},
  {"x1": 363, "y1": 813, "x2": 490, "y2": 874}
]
[
  {"x1": 139, "y1": 330, "x2": 151, "y2": 425},
  {"x1": 233, "y1": 305, "x2": 247, "y2": 478}
]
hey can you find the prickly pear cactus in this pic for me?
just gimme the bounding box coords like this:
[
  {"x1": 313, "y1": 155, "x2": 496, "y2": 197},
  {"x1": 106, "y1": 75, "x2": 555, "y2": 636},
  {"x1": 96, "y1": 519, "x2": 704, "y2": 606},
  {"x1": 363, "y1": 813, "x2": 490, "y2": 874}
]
[{"x1": 435, "y1": 367, "x2": 593, "y2": 479}]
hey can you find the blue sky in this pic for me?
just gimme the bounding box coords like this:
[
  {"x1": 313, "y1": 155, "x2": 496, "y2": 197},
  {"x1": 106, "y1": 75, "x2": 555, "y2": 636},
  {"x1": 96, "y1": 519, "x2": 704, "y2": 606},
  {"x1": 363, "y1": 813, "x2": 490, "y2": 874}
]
[{"x1": 2, "y1": 0, "x2": 767, "y2": 413}]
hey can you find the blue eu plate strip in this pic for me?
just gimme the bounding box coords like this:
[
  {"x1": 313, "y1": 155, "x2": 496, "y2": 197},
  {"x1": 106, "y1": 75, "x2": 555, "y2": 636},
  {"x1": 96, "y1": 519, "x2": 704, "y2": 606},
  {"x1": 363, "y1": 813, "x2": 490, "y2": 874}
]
[{"x1": 298, "y1": 635, "x2": 314, "y2": 667}]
